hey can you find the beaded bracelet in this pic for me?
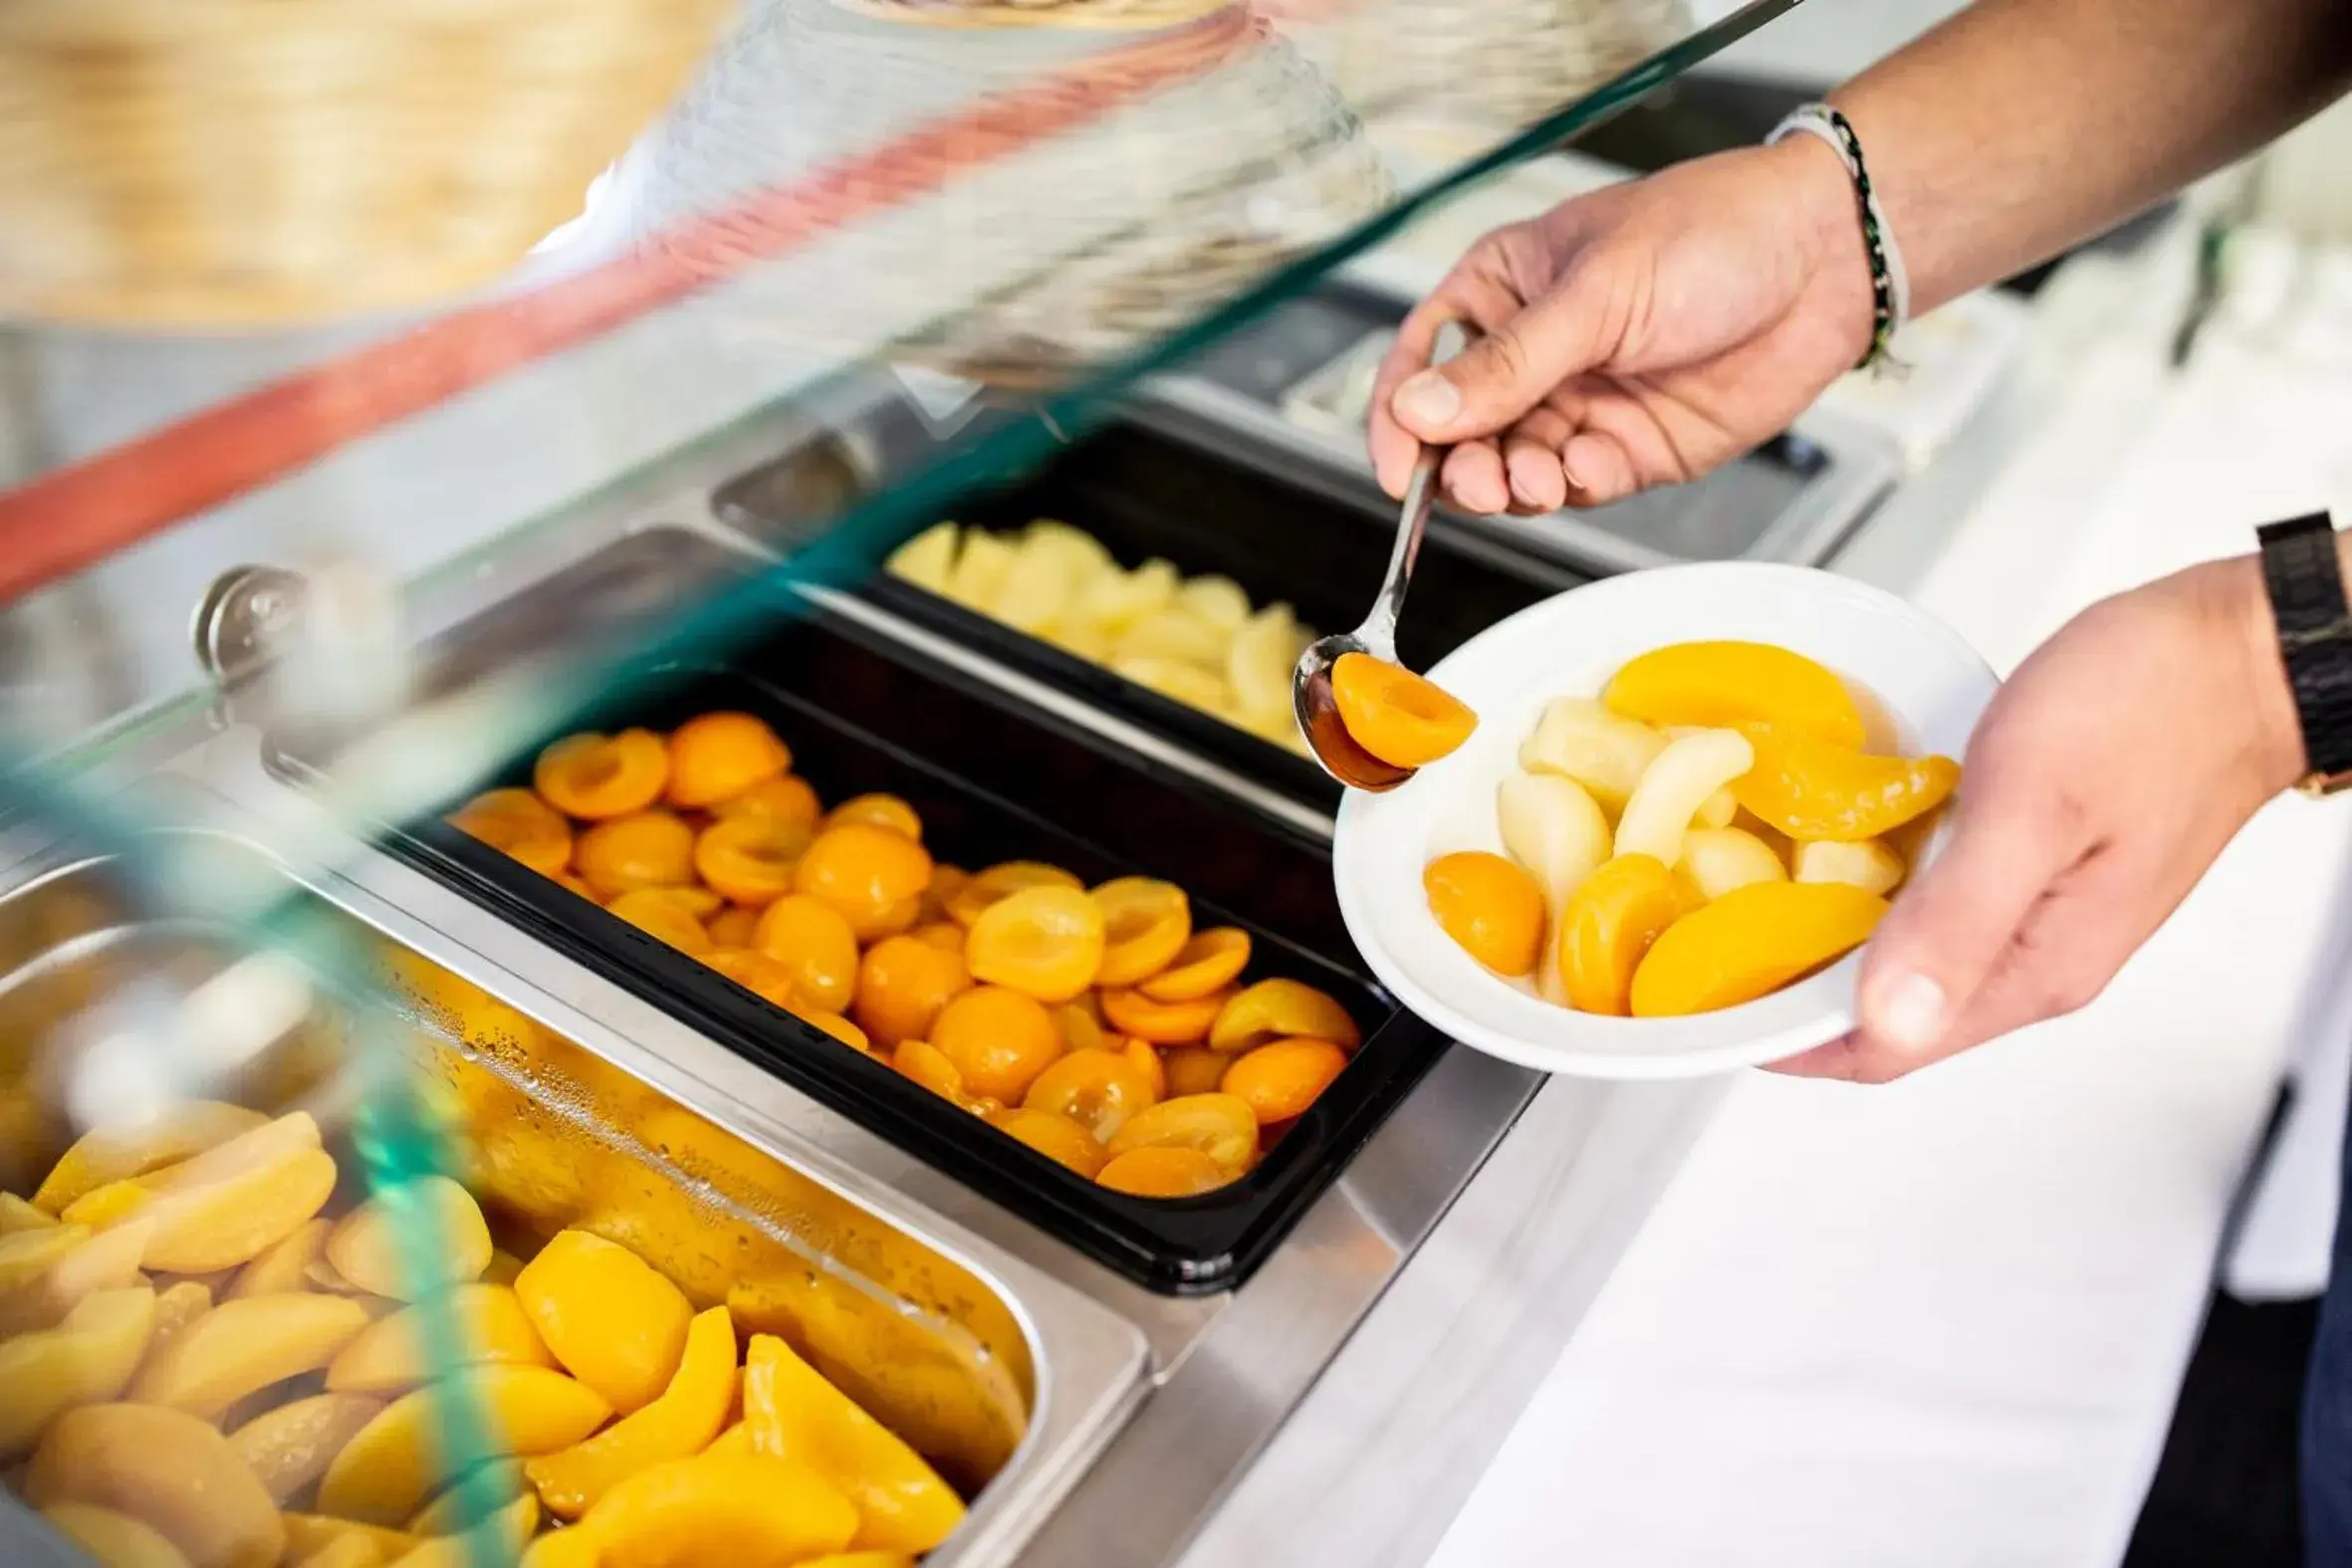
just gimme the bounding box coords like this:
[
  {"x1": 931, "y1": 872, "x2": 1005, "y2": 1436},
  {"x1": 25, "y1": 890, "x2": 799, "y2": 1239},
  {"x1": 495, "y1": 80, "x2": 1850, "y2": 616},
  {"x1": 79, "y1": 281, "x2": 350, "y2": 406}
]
[{"x1": 1768, "y1": 103, "x2": 1909, "y2": 372}]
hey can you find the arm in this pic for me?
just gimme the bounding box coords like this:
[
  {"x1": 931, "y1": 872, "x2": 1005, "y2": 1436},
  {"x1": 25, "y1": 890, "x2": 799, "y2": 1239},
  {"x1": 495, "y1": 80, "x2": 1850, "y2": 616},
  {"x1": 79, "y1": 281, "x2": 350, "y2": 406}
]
[
  {"x1": 1835, "y1": 0, "x2": 2352, "y2": 316},
  {"x1": 1371, "y1": 0, "x2": 2352, "y2": 511}
]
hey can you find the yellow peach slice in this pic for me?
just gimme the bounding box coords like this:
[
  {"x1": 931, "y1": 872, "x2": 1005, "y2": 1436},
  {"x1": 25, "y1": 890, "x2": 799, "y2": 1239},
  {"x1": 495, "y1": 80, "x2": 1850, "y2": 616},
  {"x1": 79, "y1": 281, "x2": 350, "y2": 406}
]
[
  {"x1": 383, "y1": 1494, "x2": 539, "y2": 1568},
  {"x1": 74, "y1": 1143, "x2": 337, "y2": 1276},
  {"x1": 39, "y1": 1502, "x2": 190, "y2": 1568},
  {"x1": 326, "y1": 1177, "x2": 493, "y2": 1301},
  {"x1": 225, "y1": 1218, "x2": 331, "y2": 1300},
  {"x1": 28, "y1": 1403, "x2": 285, "y2": 1568},
  {"x1": 574, "y1": 1450, "x2": 858, "y2": 1567},
  {"x1": 0, "y1": 1286, "x2": 156, "y2": 1456},
  {"x1": 526, "y1": 1305, "x2": 736, "y2": 1519},
  {"x1": 326, "y1": 1283, "x2": 555, "y2": 1396},
  {"x1": 138, "y1": 1280, "x2": 212, "y2": 1366},
  {"x1": 0, "y1": 1219, "x2": 150, "y2": 1338},
  {"x1": 0, "y1": 1192, "x2": 56, "y2": 1234},
  {"x1": 405, "y1": 1458, "x2": 525, "y2": 1534},
  {"x1": 289, "y1": 1537, "x2": 376, "y2": 1568},
  {"x1": 1603, "y1": 640, "x2": 1865, "y2": 748},
  {"x1": 0, "y1": 1224, "x2": 94, "y2": 1291},
  {"x1": 518, "y1": 1528, "x2": 607, "y2": 1568},
  {"x1": 1629, "y1": 880, "x2": 1890, "y2": 1017},
  {"x1": 279, "y1": 1514, "x2": 420, "y2": 1564},
  {"x1": 229, "y1": 1393, "x2": 385, "y2": 1505},
  {"x1": 317, "y1": 1365, "x2": 612, "y2": 1526},
  {"x1": 743, "y1": 1333, "x2": 965, "y2": 1555},
  {"x1": 34, "y1": 1102, "x2": 270, "y2": 1216},
  {"x1": 514, "y1": 1231, "x2": 692, "y2": 1416},
  {"x1": 129, "y1": 1292, "x2": 370, "y2": 1421}
]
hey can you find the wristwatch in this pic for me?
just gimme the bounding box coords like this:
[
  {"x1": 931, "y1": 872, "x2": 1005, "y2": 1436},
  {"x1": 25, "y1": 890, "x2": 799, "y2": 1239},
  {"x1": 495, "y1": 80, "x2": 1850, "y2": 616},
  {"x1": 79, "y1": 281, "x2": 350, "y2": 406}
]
[{"x1": 2256, "y1": 513, "x2": 2352, "y2": 795}]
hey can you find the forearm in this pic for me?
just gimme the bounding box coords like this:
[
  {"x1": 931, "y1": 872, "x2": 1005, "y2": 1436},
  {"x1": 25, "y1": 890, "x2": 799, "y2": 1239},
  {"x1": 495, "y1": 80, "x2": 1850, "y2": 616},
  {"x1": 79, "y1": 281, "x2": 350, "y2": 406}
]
[{"x1": 1830, "y1": 0, "x2": 2352, "y2": 315}]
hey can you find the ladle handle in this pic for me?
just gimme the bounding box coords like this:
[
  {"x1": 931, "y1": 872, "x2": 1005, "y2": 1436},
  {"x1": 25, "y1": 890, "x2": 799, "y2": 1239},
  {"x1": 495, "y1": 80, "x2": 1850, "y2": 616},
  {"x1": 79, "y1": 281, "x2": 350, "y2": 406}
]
[{"x1": 1363, "y1": 321, "x2": 1467, "y2": 656}]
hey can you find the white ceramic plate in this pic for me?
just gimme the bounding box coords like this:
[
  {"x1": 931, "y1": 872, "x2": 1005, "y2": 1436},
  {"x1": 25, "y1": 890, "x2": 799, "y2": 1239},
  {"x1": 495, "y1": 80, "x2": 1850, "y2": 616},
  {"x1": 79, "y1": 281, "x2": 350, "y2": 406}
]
[{"x1": 1331, "y1": 561, "x2": 1999, "y2": 1080}]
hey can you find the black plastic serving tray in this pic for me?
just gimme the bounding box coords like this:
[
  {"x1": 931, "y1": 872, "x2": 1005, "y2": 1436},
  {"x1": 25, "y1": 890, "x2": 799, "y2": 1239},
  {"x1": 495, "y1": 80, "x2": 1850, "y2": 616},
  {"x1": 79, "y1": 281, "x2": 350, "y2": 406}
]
[
  {"x1": 344, "y1": 607, "x2": 1449, "y2": 1295},
  {"x1": 715, "y1": 420, "x2": 1582, "y2": 812}
]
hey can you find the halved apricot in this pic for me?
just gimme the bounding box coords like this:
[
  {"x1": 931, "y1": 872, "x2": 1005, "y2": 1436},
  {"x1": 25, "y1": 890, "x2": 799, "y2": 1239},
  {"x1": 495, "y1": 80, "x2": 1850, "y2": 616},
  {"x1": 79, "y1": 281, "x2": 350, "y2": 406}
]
[
  {"x1": 852, "y1": 936, "x2": 970, "y2": 1048},
  {"x1": 1557, "y1": 853, "x2": 1692, "y2": 1016},
  {"x1": 1020, "y1": 1049, "x2": 1157, "y2": 1145},
  {"x1": 703, "y1": 949, "x2": 803, "y2": 1011},
  {"x1": 574, "y1": 811, "x2": 696, "y2": 900},
  {"x1": 794, "y1": 825, "x2": 932, "y2": 943},
  {"x1": 944, "y1": 862, "x2": 1082, "y2": 929},
  {"x1": 987, "y1": 1108, "x2": 1107, "y2": 1179},
  {"x1": 1604, "y1": 641, "x2": 1866, "y2": 748},
  {"x1": 1330, "y1": 652, "x2": 1477, "y2": 769},
  {"x1": 1123, "y1": 1038, "x2": 1167, "y2": 1102},
  {"x1": 692, "y1": 816, "x2": 810, "y2": 908},
  {"x1": 1221, "y1": 1039, "x2": 1347, "y2": 1123},
  {"x1": 1162, "y1": 1047, "x2": 1228, "y2": 1098},
  {"x1": 911, "y1": 921, "x2": 966, "y2": 955},
  {"x1": 665, "y1": 714, "x2": 793, "y2": 809},
  {"x1": 1097, "y1": 1147, "x2": 1228, "y2": 1199},
  {"x1": 1137, "y1": 928, "x2": 1251, "y2": 1002},
  {"x1": 965, "y1": 887, "x2": 1105, "y2": 1004},
  {"x1": 1051, "y1": 1002, "x2": 1106, "y2": 1055},
  {"x1": 791, "y1": 1005, "x2": 871, "y2": 1056},
  {"x1": 931, "y1": 987, "x2": 1062, "y2": 1103},
  {"x1": 1206, "y1": 979, "x2": 1361, "y2": 1054},
  {"x1": 1088, "y1": 878, "x2": 1191, "y2": 989},
  {"x1": 712, "y1": 774, "x2": 822, "y2": 833},
  {"x1": 536, "y1": 730, "x2": 670, "y2": 820},
  {"x1": 822, "y1": 793, "x2": 923, "y2": 843},
  {"x1": 891, "y1": 1040, "x2": 967, "y2": 1104},
  {"x1": 1731, "y1": 723, "x2": 1962, "y2": 842},
  {"x1": 1630, "y1": 880, "x2": 1889, "y2": 1017},
  {"x1": 1105, "y1": 1093, "x2": 1258, "y2": 1174},
  {"x1": 1099, "y1": 986, "x2": 1227, "y2": 1046},
  {"x1": 598, "y1": 889, "x2": 710, "y2": 956},
  {"x1": 706, "y1": 906, "x2": 762, "y2": 950},
  {"x1": 1423, "y1": 850, "x2": 1545, "y2": 978},
  {"x1": 751, "y1": 896, "x2": 860, "y2": 1013},
  {"x1": 919, "y1": 865, "x2": 969, "y2": 925},
  {"x1": 447, "y1": 789, "x2": 573, "y2": 877}
]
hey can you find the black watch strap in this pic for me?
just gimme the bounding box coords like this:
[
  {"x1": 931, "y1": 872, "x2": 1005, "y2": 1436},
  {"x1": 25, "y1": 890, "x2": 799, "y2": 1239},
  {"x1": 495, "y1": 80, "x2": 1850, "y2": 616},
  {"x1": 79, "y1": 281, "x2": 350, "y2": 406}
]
[{"x1": 2256, "y1": 513, "x2": 2352, "y2": 784}]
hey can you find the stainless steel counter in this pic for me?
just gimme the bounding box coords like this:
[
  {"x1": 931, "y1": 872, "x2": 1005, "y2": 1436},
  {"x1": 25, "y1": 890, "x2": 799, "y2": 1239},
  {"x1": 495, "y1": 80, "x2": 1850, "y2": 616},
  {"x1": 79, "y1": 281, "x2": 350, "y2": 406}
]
[{"x1": 0, "y1": 267, "x2": 2025, "y2": 1567}]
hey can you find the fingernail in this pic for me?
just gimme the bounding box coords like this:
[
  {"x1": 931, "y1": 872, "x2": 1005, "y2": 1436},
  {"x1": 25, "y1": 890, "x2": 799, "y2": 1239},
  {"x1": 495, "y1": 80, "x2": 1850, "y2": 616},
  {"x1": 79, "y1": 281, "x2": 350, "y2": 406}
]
[
  {"x1": 1395, "y1": 371, "x2": 1462, "y2": 429},
  {"x1": 1874, "y1": 973, "x2": 1947, "y2": 1053}
]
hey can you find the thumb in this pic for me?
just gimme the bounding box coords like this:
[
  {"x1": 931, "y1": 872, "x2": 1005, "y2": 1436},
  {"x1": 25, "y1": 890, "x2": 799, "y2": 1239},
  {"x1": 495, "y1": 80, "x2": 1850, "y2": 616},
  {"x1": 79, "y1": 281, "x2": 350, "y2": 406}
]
[
  {"x1": 1852, "y1": 797, "x2": 2070, "y2": 1062},
  {"x1": 1388, "y1": 269, "x2": 1617, "y2": 443}
]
